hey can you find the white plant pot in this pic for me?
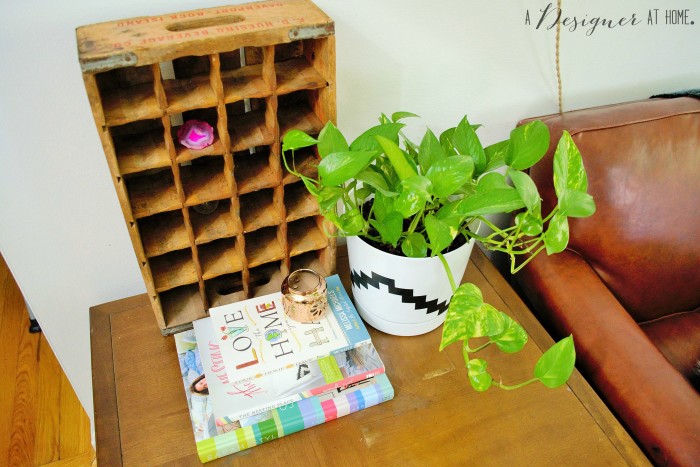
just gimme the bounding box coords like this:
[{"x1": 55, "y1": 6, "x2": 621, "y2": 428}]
[{"x1": 346, "y1": 235, "x2": 476, "y2": 336}]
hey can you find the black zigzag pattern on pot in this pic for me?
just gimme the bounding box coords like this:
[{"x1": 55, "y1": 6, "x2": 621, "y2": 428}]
[{"x1": 350, "y1": 270, "x2": 449, "y2": 315}]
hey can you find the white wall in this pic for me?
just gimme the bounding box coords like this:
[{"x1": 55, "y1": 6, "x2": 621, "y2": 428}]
[{"x1": 0, "y1": 0, "x2": 697, "y2": 434}]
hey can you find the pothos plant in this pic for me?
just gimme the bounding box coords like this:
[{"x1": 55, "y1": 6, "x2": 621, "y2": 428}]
[{"x1": 282, "y1": 112, "x2": 595, "y2": 392}]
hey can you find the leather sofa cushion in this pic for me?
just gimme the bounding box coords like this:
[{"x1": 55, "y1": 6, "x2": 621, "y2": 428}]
[
  {"x1": 529, "y1": 98, "x2": 700, "y2": 323},
  {"x1": 640, "y1": 308, "x2": 700, "y2": 388}
]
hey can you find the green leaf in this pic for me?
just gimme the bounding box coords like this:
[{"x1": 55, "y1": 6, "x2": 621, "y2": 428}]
[
  {"x1": 317, "y1": 151, "x2": 376, "y2": 187},
  {"x1": 467, "y1": 358, "x2": 493, "y2": 392},
  {"x1": 375, "y1": 135, "x2": 417, "y2": 181},
  {"x1": 317, "y1": 121, "x2": 349, "y2": 158},
  {"x1": 424, "y1": 214, "x2": 459, "y2": 256},
  {"x1": 400, "y1": 175, "x2": 432, "y2": 200},
  {"x1": 401, "y1": 232, "x2": 428, "y2": 258},
  {"x1": 426, "y1": 156, "x2": 475, "y2": 198},
  {"x1": 490, "y1": 312, "x2": 528, "y2": 353},
  {"x1": 350, "y1": 123, "x2": 405, "y2": 152},
  {"x1": 418, "y1": 129, "x2": 447, "y2": 174},
  {"x1": 392, "y1": 175, "x2": 432, "y2": 218},
  {"x1": 371, "y1": 159, "x2": 400, "y2": 191},
  {"x1": 553, "y1": 130, "x2": 588, "y2": 196},
  {"x1": 297, "y1": 172, "x2": 319, "y2": 196},
  {"x1": 354, "y1": 187, "x2": 372, "y2": 204},
  {"x1": 456, "y1": 189, "x2": 526, "y2": 217},
  {"x1": 463, "y1": 302, "x2": 506, "y2": 338},
  {"x1": 435, "y1": 199, "x2": 462, "y2": 221},
  {"x1": 316, "y1": 186, "x2": 344, "y2": 211},
  {"x1": 476, "y1": 172, "x2": 510, "y2": 193},
  {"x1": 372, "y1": 191, "x2": 394, "y2": 223},
  {"x1": 369, "y1": 211, "x2": 403, "y2": 248},
  {"x1": 515, "y1": 211, "x2": 543, "y2": 236},
  {"x1": 506, "y1": 120, "x2": 550, "y2": 170},
  {"x1": 544, "y1": 212, "x2": 569, "y2": 254},
  {"x1": 453, "y1": 116, "x2": 487, "y2": 175},
  {"x1": 441, "y1": 283, "x2": 506, "y2": 347},
  {"x1": 484, "y1": 140, "x2": 509, "y2": 172},
  {"x1": 391, "y1": 111, "x2": 419, "y2": 122},
  {"x1": 534, "y1": 335, "x2": 576, "y2": 388},
  {"x1": 439, "y1": 127, "x2": 457, "y2": 155},
  {"x1": 338, "y1": 208, "x2": 365, "y2": 236},
  {"x1": 282, "y1": 130, "x2": 318, "y2": 152},
  {"x1": 508, "y1": 169, "x2": 541, "y2": 212},
  {"x1": 440, "y1": 283, "x2": 484, "y2": 350},
  {"x1": 559, "y1": 190, "x2": 596, "y2": 218},
  {"x1": 355, "y1": 169, "x2": 397, "y2": 197}
]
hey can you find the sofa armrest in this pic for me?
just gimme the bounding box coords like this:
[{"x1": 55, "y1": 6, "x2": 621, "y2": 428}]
[{"x1": 517, "y1": 250, "x2": 700, "y2": 466}]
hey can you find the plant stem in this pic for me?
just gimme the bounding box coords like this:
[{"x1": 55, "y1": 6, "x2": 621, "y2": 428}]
[
  {"x1": 493, "y1": 378, "x2": 539, "y2": 390},
  {"x1": 510, "y1": 244, "x2": 546, "y2": 274},
  {"x1": 464, "y1": 340, "x2": 493, "y2": 353},
  {"x1": 406, "y1": 209, "x2": 424, "y2": 236},
  {"x1": 477, "y1": 216, "x2": 505, "y2": 235},
  {"x1": 437, "y1": 253, "x2": 457, "y2": 293},
  {"x1": 542, "y1": 205, "x2": 560, "y2": 223}
]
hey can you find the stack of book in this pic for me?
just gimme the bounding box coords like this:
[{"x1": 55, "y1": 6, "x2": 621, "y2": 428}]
[{"x1": 174, "y1": 275, "x2": 394, "y2": 463}]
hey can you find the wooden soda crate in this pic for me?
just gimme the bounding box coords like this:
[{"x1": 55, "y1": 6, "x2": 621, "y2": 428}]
[{"x1": 77, "y1": 0, "x2": 336, "y2": 335}]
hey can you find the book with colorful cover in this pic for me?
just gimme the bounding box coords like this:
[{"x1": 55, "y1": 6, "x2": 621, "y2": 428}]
[
  {"x1": 193, "y1": 316, "x2": 385, "y2": 427},
  {"x1": 208, "y1": 274, "x2": 371, "y2": 385},
  {"x1": 174, "y1": 329, "x2": 394, "y2": 463}
]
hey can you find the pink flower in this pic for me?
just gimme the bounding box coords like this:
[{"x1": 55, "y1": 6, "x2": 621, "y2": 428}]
[{"x1": 178, "y1": 120, "x2": 214, "y2": 150}]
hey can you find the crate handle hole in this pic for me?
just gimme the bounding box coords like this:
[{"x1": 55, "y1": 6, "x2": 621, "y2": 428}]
[{"x1": 166, "y1": 15, "x2": 245, "y2": 32}]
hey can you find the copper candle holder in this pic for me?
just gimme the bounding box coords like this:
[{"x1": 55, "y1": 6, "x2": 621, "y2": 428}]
[{"x1": 281, "y1": 269, "x2": 328, "y2": 323}]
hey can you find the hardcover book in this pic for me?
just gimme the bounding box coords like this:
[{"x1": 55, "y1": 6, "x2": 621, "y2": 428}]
[
  {"x1": 174, "y1": 329, "x2": 394, "y2": 463},
  {"x1": 208, "y1": 274, "x2": 371, "y2": 385},
  {"x1": 193, "y1": 316, "x2": 385, "y2": 427}
]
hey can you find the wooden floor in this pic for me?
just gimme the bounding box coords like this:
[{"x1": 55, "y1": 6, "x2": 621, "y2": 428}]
[{"x1": 0, "y1": 254, "x2": 95, "y2": 466}]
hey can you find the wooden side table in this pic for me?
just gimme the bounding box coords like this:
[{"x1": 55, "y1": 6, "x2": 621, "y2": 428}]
[{"x1": 90, "y1": 247, "x2": 649, "y2": 466}]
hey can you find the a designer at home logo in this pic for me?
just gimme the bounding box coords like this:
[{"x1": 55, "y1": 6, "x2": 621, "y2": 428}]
[{"x1": 525, "y1": 3, "x2": 695, "y2": 36}]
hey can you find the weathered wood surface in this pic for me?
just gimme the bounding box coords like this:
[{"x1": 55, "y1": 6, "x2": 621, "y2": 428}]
[
  {"x1": 77, "y1": 0, "x2": 334, "y2": 73},
  {"x1": 90, "y1": 247, "x2": 650, "y2": 466}
]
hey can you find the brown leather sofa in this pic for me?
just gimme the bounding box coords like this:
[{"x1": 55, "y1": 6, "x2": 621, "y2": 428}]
[{"x1": 515, "y1": 97, "x2": 700, "y2": 466}]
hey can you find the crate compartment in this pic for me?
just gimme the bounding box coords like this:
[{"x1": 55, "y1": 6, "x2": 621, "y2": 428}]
[
  {"x1": 275, "y1": 40, "x2": 328, "y2": 96},
  {"x1": 278, "y1": 91, "x2": 324, "y2": 138},
  {"x1": 171, "y1": 107, "x2": 224, "y2": 162},
  {"x1": 234, "y1": 147, "x2": 278, "y2": 194},
  {"x1": 162, "y1": 56, "x2": 217, "y2": 114},
  {"x1": 110, "y1": 119, "x2": 170, "y2": 176},
  {"x1": 285, "y1": 182, "x2": 320, "y2": 221},
  {"x1": 222, "y1": 64, "x2": 271, "y2": 103},
  {"x1": 288, "y1": 216, "x2": 328, "y2": 256},
  {"x1": 282, "y1": 146, "x2": 320, "y2": 185},
  {"x1": 245, "y1": 226, "x2": 284, "y2": 268},
  {"x1": 180, "y1": 156, "x2": 229, "y2": 206},
  {"x1": 189, "y1": 198, "x2": 238, "y2": 245},
  {"x1": 227, "y1": 98, "x2": 274, "y2": 152},
  {"x1": 275, "y1": 58, "x2": 327, "y2": 95},
  {"x1": 205, "y1": 272, "x2": 246, "y2": 307},
  {"x1": 124, "y1": 169, "x2": 180, "y2": 218},
  {"x1": 160, "y1": 283, "x2": 205, "y2": 329},
  {"x1": 138, "y1": 210, "x2": 189, "y2": 257},
  {"x1": 249, "y1": 261, "x2": 285, "y2": 297},
  {"x1": 291, "y1": 249, "x2": 329, "y2": 277},
  {"x1": 220, "y1": 47, "x2": 271, "y2": 104},
  {"x1": 96, "y1": 65, "x2": 161, "y2": 126},
  {"x1": 198, "y1": 237, "x2": 243, "y2": 280},
  {"x1": 240, "y1": 189, "x2": 282, "y2": 233},
  {"x1": 149, "y1": 248, "x2": 198, "y2": 292}
]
